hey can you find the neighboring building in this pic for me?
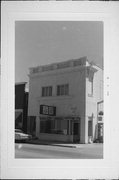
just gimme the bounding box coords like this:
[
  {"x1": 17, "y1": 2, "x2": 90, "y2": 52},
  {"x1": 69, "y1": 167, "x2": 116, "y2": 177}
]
[
  {"x1": 15, "y1": 82, "x2": 28, "y2": 133},
  {"x1": 28, "y1": 56, "x2": 103, "y2": 143},
  {"x1": 96, "y1": 100, "x2": 104, "y2": 141}
]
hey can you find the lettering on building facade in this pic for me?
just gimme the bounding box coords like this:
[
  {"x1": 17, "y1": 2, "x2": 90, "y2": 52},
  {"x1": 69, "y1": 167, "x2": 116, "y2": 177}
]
[{"x1": 40, "y1": 105, "x2": 56, "y2": 116}]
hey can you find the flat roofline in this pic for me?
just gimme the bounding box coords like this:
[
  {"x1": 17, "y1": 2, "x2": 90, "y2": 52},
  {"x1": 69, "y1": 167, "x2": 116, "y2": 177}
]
[
  {"x1": 29, "y1": 56, "x2": 88, "y2": 70},
  {"x1": 29, "y1": 56, "x2": 103, "y2": 71}
]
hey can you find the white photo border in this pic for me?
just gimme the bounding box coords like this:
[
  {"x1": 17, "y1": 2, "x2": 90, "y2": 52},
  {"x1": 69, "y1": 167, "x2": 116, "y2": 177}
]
[{"x1": 1, "y1": 1, "x2": 119, "y2": 179}]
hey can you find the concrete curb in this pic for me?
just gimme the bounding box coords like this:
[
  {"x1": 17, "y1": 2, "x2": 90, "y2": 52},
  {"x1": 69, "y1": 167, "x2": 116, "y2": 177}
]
[
  {"x1": 50, "y1": 144, "x2": 76, "y2": 148},
  {"x1": 16, "y1": 140, "x2": 77, "y2": 148},
  {"x1": 16, "y1": 140, "x2": 102, "y2": 148}
]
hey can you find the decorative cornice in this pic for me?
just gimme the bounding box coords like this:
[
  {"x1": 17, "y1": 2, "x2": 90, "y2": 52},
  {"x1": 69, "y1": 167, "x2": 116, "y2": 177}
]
[{"x1": 29, "y1": 56, "x2": 88, "y2": 75}]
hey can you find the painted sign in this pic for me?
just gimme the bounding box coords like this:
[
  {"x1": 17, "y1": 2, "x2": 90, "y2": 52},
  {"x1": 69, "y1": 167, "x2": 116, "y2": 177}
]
[{"x1": 40, "y1": 105, "x2": 56, "y2": 116}]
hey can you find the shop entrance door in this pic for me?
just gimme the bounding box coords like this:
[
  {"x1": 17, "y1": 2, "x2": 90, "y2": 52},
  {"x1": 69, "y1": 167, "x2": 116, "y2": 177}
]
[{"x1": 73, "y1": 122, "x2": 80, "y2": 142}]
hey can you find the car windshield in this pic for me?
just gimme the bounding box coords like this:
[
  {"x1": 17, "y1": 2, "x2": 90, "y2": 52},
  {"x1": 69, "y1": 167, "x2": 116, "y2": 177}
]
[{"x1": 15, "y1": 129, "x2": 23, "y2": 133}]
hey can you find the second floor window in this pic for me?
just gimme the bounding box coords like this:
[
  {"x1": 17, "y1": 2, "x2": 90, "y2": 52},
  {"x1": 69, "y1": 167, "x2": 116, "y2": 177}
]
[
  {"x1": 57, "y1": 84, "x2": 69, "y2": 96},
  {"x1": 42, "y1": 86, "x2": 52, "y2": 97},
  {"x1": 88, "y1": 79, "x2": 93, "y2": 97}
]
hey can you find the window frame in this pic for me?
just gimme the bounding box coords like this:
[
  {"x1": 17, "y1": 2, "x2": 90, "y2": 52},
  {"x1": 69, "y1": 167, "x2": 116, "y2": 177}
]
[
  {"x1": 88, "y1": 78, "x2": 93, "y2": 97},
  {"x1": 41, "y1": 86, "x2": 52, "y2": 97},
  {"x1": 57, "y1": 84, "x2": 69, "y2": 96}
]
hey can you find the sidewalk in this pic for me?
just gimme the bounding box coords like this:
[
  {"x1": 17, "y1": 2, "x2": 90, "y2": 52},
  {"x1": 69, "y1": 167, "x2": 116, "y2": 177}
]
[{"x1": 22, "y1": 139, "x2": 102, "y2": 148}]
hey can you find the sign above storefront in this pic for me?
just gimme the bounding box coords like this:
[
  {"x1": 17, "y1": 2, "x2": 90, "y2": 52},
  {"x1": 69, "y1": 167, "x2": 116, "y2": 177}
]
[{"x1": 40, "y1": 105, "x2": 56, "y2": 116}]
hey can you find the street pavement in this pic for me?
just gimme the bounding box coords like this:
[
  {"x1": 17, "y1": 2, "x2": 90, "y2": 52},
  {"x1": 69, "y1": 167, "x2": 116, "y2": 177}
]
[{"x1": 15, "y1": 142, "x2": 103, "y2": 159}]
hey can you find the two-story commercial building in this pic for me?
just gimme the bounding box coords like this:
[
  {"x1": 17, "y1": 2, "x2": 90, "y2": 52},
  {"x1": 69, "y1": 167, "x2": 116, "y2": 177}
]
[{"x1": 28, "y1": 56, "x2": 103, "y2": 143}]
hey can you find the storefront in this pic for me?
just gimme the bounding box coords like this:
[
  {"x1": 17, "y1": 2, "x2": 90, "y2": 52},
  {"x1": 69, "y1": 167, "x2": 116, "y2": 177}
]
[
  {"x1": 38, "y1": 116, "x2": 80, "y2": 142},
  {"x1": 27, "y1": 104, "x2": 81, "y2": 142}
]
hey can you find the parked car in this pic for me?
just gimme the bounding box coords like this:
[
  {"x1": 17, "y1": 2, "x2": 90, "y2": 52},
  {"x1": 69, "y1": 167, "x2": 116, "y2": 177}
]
[{"x1": 15, "y1": 129, "x2": 32, "y2": 142}]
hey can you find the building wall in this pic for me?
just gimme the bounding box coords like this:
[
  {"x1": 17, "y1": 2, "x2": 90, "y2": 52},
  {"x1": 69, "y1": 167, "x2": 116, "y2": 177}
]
[
  {"x1": 28, "y1": 63, "x2": 87, "y2": 142},
  {"x1": 15, "y1": 83, "x2": 28, "y2": 132},
  {"x1": 28, "y1": 58, "x2": 103, "y2": 143},
  {"x1": 85, "y1": 66, "x2": 103, "y2": 142},
  {"x1": 15, "y1": 83, "x2": 26, "y2": 109},
  {"x1": 28, "y1": 67, "x2": 86, "y2": 118}
]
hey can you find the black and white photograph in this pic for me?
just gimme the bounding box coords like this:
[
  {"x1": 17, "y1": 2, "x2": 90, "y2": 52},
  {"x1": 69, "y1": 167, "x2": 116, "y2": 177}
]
[
  {"x1": 1, "y1": 1, "x2": 119, "y2": 179},
  {"x1": 15, "y1": 21, "x2": 103, "y2": 159}
]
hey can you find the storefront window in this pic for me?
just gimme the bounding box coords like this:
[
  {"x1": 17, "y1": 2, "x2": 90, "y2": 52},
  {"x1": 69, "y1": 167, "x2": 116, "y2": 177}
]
[
  {"x1": 40, "y1": 118, "x2": 55, "y2": 133},
  {"x1": 40, "y1": 117, "x2": 80, "y2": 136},
  {"x1": 40, "y1": 117, "x2": 69, "y2": 135}
]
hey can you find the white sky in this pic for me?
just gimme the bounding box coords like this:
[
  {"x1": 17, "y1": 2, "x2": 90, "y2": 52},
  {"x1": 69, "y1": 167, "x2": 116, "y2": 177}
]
[{"x1": 15, "y1": 21, "x2": 103, "y2": 84}]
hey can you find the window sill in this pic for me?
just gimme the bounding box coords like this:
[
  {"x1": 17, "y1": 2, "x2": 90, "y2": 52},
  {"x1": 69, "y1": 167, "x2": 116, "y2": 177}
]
[{"x1": 38, "y1": 95, "x2": 73, "y2": 101}]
